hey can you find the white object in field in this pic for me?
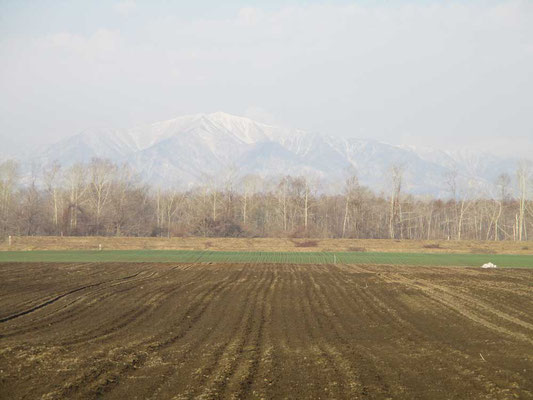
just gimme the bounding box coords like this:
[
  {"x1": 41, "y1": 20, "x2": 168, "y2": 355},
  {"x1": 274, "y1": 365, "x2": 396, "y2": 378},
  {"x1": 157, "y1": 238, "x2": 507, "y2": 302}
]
[
  {"x1": 481, "y1": 262, "x2": 497, "y2": 269},
  {"x1": 99, "y1": 244, "x2": 102, "y2": 251},
  {"x1": 8, "y1": 235, "x2": 11, "y2": 246}
]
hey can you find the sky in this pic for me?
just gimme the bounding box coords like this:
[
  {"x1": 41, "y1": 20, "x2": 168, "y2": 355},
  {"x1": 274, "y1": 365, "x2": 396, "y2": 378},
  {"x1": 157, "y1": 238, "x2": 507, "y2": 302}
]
[{"x1": 0, "y1": 0, "x2": 532, "y2": 157}]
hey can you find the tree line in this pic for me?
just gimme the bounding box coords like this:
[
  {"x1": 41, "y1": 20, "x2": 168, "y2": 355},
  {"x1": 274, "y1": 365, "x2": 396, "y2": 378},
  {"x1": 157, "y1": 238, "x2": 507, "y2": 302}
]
[{"x1": 1, "y1": 158, "x2": 532, "y2": 241}]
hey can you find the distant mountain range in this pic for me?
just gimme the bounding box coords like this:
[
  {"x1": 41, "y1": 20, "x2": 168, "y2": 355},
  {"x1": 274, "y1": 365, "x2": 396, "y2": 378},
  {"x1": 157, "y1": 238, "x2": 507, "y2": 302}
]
[{"x1": 18, "y1": 112, "x2": 524, "y2": 196}]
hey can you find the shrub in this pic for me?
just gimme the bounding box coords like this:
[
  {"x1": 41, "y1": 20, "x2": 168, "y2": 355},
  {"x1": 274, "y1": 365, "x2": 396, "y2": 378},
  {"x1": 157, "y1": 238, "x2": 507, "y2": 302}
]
[
  {"x1": 289, "y1": 226, "x2": 308, "y2": 238},
  {"x1": 195, "y1": 218, "x2": 246, "y2": 237},
  {"x1": 293, "y1": 240, "x2": 319, "y2": 248}
]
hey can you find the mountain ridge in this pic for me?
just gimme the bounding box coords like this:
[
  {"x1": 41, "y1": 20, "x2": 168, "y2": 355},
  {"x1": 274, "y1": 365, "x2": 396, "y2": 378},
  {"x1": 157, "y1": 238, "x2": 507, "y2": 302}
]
[{"x1": 25, "y1": 112, "x2": 525, "y2": 196}]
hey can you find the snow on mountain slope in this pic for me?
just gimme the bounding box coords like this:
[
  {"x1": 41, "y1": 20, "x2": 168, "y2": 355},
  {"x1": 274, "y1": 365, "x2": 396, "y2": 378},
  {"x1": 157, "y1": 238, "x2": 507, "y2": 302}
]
[
  {"x1": 113, "y1": 112, "x2": 294, "y2": 152},
  {"x1": 37, "y1": 128, "x2": 138, "y2": 165},
  {"x1": 238, "y1": 141, "x2": 321, "y2": 178},
  {"x1": 30, "y1": 112, "x2": 524, "y2": 196}
]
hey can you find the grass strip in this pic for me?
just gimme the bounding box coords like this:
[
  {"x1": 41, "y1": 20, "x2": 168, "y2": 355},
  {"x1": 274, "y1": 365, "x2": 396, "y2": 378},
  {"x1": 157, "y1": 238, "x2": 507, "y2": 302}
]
[{"x1": 0, "y1": 250, "x2": 532, "y2": 268}]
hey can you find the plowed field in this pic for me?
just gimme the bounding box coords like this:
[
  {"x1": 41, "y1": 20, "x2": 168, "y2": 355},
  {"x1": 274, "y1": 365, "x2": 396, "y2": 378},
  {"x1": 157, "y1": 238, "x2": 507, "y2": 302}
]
[{"x1": 1, "y1": 262, "x2": 532, "y2": 399}]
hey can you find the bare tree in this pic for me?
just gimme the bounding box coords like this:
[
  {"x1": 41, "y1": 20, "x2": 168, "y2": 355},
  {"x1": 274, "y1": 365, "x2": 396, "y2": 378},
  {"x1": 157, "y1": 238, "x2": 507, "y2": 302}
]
[
  {"x1": 200, "y1": 173, "x2": 219, "y2": 222},
  {"x1": 516, "y1": 161, "x2": 531, "y2": 241},
  {"x1": 445, "y1": 168, "x2": 476, "y2": 240},
  {"x1": 220, "y1": 165, "x2": 238, "y2": 222},
  {"x1": 109, "y1": 164, "x2": 145, "y2": 236},
  {"x1": 163, "y1": 189, "x2": 184, "y2": 238},
  {"x1": 457, "y1": 181, "x2": 476, "y2": 241},
  {"x1": 389, "y1": 164, "x2": 404, "y2": 239},
  {"x1": 43, "y1": 161, "x2": 62, "y2": 234},
  {"x1": 276, "y1": 176, "x2": 290, "y2": 233},
  {"x1": 64, "y1": 163, "x2": 89, "y2": 234},
  {"x1": 491, "y1": 173, "x2": 511, "y2": 241},
  {"x1": 240, "y1": 174, "x2": 261, "y2": 225},
  {"x1": 0, "y1": 160, "x2": 19, "y2": 236},
  {"x1": 304, "y1": 178, "x2": 311, "y2": 231},
  {"x1": 19, "y1": 172, "x2": 42, "y2": 236},
  {"x1": 88, "y1": 158, "x2": 116, "y2": 235},
  {"x1": 342, "y1": 170, "x2": 359, "y2": 238}
]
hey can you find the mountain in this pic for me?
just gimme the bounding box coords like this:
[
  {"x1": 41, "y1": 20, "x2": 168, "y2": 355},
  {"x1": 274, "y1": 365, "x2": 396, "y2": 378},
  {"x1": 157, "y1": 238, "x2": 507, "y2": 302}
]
[{"x1": 29, "y1": 112, "x2": 523, "y2": 196}]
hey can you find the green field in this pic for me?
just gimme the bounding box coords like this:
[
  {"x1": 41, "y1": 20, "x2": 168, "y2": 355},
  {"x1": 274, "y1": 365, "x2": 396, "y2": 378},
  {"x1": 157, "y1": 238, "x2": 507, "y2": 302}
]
[{"x1": 0, "y1": 250, "x2": 532, "y2": 268}]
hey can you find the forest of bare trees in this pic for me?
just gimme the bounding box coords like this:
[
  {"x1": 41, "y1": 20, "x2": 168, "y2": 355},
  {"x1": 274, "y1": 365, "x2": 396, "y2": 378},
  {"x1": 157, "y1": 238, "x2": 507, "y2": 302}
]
[{"x1": 1, "y1": 158, "x2": 532, "y2": 241}]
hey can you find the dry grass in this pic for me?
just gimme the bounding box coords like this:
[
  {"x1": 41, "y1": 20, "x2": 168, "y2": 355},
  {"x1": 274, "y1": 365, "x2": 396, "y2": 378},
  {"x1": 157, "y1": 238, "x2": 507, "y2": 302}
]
[{"x1": 1, "y1": 236, "x2": 532, "y2": 255}]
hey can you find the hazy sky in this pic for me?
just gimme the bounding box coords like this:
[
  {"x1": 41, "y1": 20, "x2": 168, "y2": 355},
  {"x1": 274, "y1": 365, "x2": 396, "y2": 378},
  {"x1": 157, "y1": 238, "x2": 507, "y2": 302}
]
[{"x1": 1, "y1": 0, "x2": 532, "y2": 156}]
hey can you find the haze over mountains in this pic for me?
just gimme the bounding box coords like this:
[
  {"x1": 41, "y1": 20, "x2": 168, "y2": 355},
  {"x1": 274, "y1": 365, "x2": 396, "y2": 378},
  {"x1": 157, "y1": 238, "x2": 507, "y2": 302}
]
[{"x1": 14, "y1": 112, "x2": 523, "y2": 196}]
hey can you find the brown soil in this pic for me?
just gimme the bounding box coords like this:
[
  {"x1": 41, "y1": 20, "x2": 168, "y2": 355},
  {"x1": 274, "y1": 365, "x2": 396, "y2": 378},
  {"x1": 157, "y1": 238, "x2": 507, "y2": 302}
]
[
  {"x1": 0, "y1": 262, "x2": 532, "y2": 399},
  {"x1": 2, "y1": 235, "x2": 533, "y2": 254}
]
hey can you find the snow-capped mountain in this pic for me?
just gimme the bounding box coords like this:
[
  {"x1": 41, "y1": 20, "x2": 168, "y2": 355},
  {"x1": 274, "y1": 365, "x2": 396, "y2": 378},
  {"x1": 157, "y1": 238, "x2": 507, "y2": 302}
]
[{"x1": 30, "y1": 112, "x2": 524, "y2": 196}]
